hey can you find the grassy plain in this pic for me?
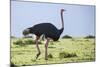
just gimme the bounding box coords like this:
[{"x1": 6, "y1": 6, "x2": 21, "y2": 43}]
[{"x1": 11, "y1": 38, "x2": 95, "y2": 66}]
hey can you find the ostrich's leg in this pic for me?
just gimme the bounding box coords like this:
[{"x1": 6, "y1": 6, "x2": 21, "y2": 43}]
[
  {"x1": 45, "y1": 38, "x2": 50, "y2": 60},
  {"x1": 35, "y1": 36, "x2": 41, "y2": 59}
]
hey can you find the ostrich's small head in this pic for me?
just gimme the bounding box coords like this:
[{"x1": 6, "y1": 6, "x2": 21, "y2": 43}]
[
  {"x1": 61, "y1": 9, "x2": 66, "y2": 12},
  {"x1": 23, "y1": 28, "x2": 30, "y2": 36}
]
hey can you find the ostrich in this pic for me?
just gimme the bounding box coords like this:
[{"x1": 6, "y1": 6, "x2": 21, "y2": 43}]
[{"x1": 23, "y1": 9, "x2": 66, "y2": 60}]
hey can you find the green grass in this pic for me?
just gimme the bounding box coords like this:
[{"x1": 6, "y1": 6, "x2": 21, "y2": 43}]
[{"x1": 11, "y1": 38, "x2": 95, "y2": 66}]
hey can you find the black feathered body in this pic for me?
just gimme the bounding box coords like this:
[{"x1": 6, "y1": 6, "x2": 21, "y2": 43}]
[{"x1": 29, "y1": 23, "x2": 63, "y2": 41}]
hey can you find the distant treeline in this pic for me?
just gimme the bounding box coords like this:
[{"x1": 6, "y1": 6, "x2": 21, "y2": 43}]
[
  {"x1": 84, "y1": 35, "x2": 95, "y2": 39},
  {"x1": 62, "y1": 35, "x2": 95, "y2": 39},
  {"x1": 11, "y1": 35, "x2": 95, "y2": 39}
]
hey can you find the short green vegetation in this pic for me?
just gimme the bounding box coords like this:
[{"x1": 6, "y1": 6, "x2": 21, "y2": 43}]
[{"x1": 11, "y1": 38, "x2": 95, "y2": 66}]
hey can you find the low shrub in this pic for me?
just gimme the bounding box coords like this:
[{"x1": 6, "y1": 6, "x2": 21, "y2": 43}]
[
  {"x1": 13, "y1": 39, "x2": 24, "y2": 45},
  {"x1": 13, "y1": 39, "x2": 42, "y2": 45},
  {"x1": 59, "y1": 51, "x2": 77, "y2": 59},
  {"x1": 24, "y1": 39, "x2": 34, "y2": 44},
  {"x1": 48, "y1": 53, "x2": 53, "y2": 58},
  {"x1": 62, "y1": 35, "x2": 72, "y2": 39}
]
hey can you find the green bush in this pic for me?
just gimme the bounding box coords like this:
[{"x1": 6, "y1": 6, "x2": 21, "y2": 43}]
[
  {"x1": 48, "y1": 53, "x2": 53, "y2": 58},
  {"x1": 13, "y1": 39, "x2": 42, "y2": 45},
  {"x1": 62, "y1": 35, "x2": 72, "y2": 39},
  {"x1": 59, "y1": 51, "x2": 77, "y2": 59},
  {"x1": 24, "y1": 39, "x2": 34, "y2": 44},
  {"x1": 13, "y1": 39, "x2": 24, "y2": 45}
]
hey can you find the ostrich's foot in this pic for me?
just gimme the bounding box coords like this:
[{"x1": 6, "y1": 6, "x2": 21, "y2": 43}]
[
  {"x1": 36, "y1": 52, "x2": 41, "y2": 59},
  {"x1": 45, "y1": 58, "x2": 48, "y2": 60},
  {"x1": 45, "y1": 56, "x2": 48, "y2": 60}
]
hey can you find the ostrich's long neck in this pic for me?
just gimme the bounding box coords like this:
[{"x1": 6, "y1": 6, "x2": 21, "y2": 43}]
[
  {"x1": 59, "y1": 10, "x2": 64, "y2": 35},
  {"x1": 61, "y1": 11, "x2": 64, "y2": 29}
]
